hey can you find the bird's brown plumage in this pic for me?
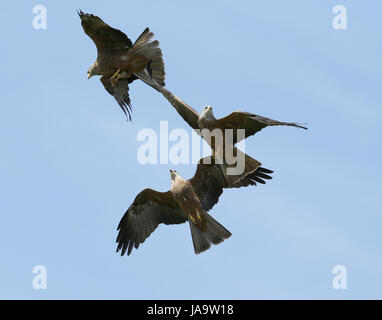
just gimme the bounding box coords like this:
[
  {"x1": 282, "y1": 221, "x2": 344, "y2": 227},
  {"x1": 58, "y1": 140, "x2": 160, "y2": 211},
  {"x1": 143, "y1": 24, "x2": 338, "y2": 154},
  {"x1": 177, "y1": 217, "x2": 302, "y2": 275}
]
[
  {"x1": 78, "y1": 10, "x2": 165, "y2": 120},
  {"x1": 116, "y1": 157, "x2": 273, "y2": 255},
  {"x1": 157, "y1": 87, "x2": 307, "y2": 141},
  {"x1": 79, "y1": 11, "x2": 133, "y2": 54},
  {"x1": 217, "y1": 111, "x2": 307, "y2": 144}
]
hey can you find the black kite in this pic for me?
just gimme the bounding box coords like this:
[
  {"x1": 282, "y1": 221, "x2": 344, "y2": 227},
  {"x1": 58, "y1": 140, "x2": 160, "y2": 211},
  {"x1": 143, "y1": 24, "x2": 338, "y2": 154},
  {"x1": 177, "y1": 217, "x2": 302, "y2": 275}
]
[
  {"x1": 116, "y1": 157, "x2": 273, "y2": 255},
  {"x1": 78, "y1": 10, "x2": 165, "y2": 120}
]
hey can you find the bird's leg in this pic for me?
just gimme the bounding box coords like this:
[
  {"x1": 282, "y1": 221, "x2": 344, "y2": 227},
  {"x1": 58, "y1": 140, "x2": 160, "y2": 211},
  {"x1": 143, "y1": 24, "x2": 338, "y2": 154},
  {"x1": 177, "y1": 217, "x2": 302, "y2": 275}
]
[
  {"x1": 110, "y1": 69, "x2": 121, "y2": 85},
  {"x1": 212, "y1": 144, "x2": 222, "y2": 161},
  {"x1": 189, "y1": 215, "x2": 197, "y2": 224},
  {"x1": 189, "y1": 212, "x2": 202, "y2": 225}
]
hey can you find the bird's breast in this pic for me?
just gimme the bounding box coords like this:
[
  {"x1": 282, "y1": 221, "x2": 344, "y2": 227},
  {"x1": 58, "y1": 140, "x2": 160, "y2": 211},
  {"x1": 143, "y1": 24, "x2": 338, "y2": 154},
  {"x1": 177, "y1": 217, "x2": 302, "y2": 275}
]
[{"x1": 198, "y1": 117, "x2": 216, "y2": 131}]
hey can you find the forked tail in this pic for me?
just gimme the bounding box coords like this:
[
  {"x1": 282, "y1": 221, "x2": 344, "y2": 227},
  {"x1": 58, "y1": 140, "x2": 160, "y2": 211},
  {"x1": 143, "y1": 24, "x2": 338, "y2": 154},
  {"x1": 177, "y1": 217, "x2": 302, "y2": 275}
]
[{"x1": 131, "y1": 27, "x2": 165, "y2": 87}]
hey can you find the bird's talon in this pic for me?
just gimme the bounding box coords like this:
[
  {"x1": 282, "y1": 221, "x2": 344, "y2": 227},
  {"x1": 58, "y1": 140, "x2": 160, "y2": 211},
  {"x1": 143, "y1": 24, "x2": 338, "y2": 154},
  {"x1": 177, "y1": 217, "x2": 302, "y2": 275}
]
[{"x1": 110, "y1": 69, "x2": 121, "y2": 85}]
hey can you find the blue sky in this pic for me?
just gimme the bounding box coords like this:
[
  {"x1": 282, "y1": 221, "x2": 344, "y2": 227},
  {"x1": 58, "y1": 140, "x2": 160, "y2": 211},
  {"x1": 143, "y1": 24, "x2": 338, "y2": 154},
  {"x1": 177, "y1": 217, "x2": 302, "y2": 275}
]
[{"x1": 0, "y1": 0, "x2": 381, "y2": 299}]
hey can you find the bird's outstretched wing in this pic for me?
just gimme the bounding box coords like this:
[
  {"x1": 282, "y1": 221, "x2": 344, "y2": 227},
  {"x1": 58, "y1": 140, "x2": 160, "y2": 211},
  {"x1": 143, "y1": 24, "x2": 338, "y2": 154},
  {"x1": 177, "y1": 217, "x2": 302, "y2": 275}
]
[
  {"x1": 218, "y1": 111, "x2": 308, "y2": 144},
  {"x1": 116, "y1": 189, "x2": 186, "y2": 256},
  {"x1": 78, "y1": 10, "x2": 133, "y2": 55},
  {"x1": 100, "y1": 76, "x2": 133, "y2": 120},
  {"x1": 159, "y1": 88, "x2": 200, "y2": 130},
  {"x1": 189, "y1": 156, "x2": 273, "y2": 212}
]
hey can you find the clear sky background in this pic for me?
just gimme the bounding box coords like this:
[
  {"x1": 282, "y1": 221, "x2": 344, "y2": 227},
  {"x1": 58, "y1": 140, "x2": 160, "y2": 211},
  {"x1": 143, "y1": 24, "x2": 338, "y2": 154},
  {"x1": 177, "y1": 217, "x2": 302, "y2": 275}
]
[{"x1": 0, "y1": 0, "x2": 381, "y2": 299}]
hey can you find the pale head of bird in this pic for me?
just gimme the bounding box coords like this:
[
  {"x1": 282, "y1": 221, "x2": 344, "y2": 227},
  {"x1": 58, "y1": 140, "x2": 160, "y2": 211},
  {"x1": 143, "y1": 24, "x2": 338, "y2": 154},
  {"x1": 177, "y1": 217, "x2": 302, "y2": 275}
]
[
  {"x1": 170, "y1": 169, "x2": 179, "y2": 182},
  {"x1": 87, "y1": 61, "x2": 101, "y2": 79},
  {"x1": 200, "y1": 105, "x2": 215, "y2": 120}
]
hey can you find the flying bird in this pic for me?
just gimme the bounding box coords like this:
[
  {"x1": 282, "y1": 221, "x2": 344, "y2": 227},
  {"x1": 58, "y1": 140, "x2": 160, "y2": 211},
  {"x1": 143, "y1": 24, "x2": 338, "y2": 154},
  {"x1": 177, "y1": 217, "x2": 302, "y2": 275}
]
[
  {"x1": 158, "y1": 88, "x2": 307, "y2": 181},
  {"x1": 78, "y1": 10, "x2": 165, "y2": 120},
  {"x1": 158, "y1": 87, "x2": 307, "y2": 145},
  {"x1": 116, "y1": 157, "x2": 273, "y2": 255},
  {"x1": 135, "y1": 75, "x2": 307, "y2": 174}
]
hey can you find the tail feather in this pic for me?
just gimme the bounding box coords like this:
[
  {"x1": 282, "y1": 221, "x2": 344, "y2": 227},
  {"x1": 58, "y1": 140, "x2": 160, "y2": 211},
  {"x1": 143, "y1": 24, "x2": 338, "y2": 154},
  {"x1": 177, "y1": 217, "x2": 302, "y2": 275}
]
[
  {"x1": 216, "y1": 149, "x2": 274, "y2": 187},
  {"x1": 189, "y1": 212, "x2": 231, "y2": 254},
  {"x1": 131, "y1": 27, "x2": 165, "y2": 87},
  {"x1": 219, "y1": 148, "x2": 261, "y2": 186},
  {"x1": 133, "y1": 27, "x2": 154, "y2": 47}
]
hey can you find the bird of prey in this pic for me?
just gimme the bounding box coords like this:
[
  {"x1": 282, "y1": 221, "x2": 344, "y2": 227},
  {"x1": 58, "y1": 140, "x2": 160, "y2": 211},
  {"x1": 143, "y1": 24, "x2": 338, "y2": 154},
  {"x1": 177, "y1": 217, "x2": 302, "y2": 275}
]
[
  {"x1": 143, "y1": 84, "x2": 305, "y2": 184},
  {"x1": 157, "y1": 87, "x2": 307, "y2": 146},
  {"x1": 135, "y1": 74, "x2": 307, "y2": 175},
  {"x1": 78, "y1": 10, "x2": 165, "y2": 120},
  {"x1": 116, "y1": 157, "x2": 273, "y2": 255}
]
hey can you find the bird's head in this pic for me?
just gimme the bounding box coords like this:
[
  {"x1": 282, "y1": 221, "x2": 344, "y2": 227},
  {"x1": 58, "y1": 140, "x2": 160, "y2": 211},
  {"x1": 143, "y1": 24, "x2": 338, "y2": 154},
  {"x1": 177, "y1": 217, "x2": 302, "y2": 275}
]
[
  {"x1": 170, "y1": 169, "x2": 179, "y2": 181},
  {"x1": 200, "y1": 105, "x2": 215, "y2": 120},
  {"x1": 87, "y1": 61, "x2": 100, "y2": 79}
]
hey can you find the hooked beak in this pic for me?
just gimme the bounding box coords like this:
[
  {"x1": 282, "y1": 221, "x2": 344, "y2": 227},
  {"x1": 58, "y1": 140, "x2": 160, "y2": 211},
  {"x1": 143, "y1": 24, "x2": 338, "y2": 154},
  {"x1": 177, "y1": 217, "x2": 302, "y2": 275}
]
[{"x1": 87, "y1": 73, "x2": 91, "y2": 79}]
